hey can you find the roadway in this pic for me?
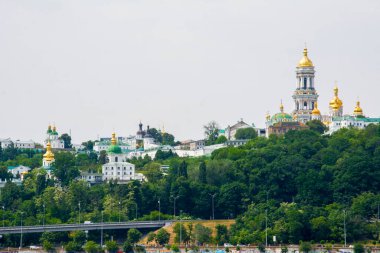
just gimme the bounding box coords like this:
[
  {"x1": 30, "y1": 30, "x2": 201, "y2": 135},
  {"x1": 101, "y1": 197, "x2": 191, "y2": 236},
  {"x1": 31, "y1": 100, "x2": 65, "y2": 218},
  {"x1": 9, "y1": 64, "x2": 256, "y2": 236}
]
[{"x1": 0, "y1": 221, "x2": 169, "y2": 234}]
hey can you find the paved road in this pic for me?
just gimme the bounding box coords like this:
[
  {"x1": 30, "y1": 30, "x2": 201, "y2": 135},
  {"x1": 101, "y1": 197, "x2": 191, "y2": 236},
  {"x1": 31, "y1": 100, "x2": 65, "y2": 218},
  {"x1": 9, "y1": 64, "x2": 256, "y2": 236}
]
[{"x1": 0, "y1": 221, "x2": 168, "y2": 234}]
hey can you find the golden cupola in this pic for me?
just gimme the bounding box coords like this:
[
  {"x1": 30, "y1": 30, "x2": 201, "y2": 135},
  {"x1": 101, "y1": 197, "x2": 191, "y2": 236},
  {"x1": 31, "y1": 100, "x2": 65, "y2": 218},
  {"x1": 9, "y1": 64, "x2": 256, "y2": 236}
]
[
  {"x1": 297, "y1": 48, "x2": 314, "y2": 67},
  {"x1": 329, "y1": 86, "x2": 343, "y2": 110},
  {"x1": 353, "y1": 101, "x2": 364, "y2": 116},
  {"x1": 43, "y1": 142, "x2": 55, "y2": 162},
  {"x1": 312, "y1": 102, "x2": 321, "y2": 115}
]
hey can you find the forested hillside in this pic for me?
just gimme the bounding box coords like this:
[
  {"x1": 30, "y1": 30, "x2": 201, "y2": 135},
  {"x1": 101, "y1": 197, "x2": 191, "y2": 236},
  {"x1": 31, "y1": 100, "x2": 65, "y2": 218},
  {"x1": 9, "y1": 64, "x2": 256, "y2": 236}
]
[{"x1": 0, "y1": 124, "x2": 379, "y2": 247}]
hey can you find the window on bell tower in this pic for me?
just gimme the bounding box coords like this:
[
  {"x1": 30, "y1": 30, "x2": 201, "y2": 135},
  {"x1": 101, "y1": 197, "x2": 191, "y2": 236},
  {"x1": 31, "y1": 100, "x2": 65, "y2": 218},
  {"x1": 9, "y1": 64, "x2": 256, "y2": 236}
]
[{"x1": 303, "y1": 78, "x2": 307, "y2": 89}]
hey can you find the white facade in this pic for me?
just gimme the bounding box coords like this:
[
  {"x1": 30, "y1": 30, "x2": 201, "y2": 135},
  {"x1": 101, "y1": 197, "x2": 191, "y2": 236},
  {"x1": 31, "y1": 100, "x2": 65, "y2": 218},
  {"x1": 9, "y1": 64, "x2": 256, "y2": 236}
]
[
  {"x1": 44, "y1": 125, "x2": 65, "y2": 149},
  {"x1": 8, "y1": 165, "x2": 31, "y2": 180},
  {"x1": 0, "y1": 138, "x2": 35, "y2": 149},
  {"x1": 102, "y1": 156, "x2": 137, "y2": 181},
  {"x1": 327, "y1": 116, "x2": 380, "y2": 134}
]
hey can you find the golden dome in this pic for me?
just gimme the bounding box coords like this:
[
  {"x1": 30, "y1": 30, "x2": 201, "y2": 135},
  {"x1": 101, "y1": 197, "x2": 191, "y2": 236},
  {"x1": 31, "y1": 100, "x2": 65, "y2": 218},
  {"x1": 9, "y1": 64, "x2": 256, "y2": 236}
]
[
  {"x1": 43, "y1": 142, "x2": 55, "y2": 162},
  {"x1": 280, "y1": 102, "x2": 284, "y2": 113},
  {"x1": 53, "y1": 125, "x2": 56, "y2": 131},
  {"x1": 312, "y1": 102, "x2": 321, "y2": 115},
  {"x1": 265, "y1": 112, "x2": 271, "y2": 121},
  {"x1": 329, "y1": 86, "x2": 343, "y2": 110},
  {"x1": 297, "y1": 48, "x2": 314, "y2": 67},
  {"x1": 353, "y1": 101, "x2": 363, "y2": 116},
  {"x1": 111, "y1": 132, "x2": 117, "y2": 146}
]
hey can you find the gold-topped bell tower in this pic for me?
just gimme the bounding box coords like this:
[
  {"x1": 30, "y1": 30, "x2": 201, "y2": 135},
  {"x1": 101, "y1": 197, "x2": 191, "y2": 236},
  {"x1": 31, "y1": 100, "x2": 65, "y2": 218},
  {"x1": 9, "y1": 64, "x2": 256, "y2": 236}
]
[{"x1": 292, "y1": 47, "x2": 319, "y2": 123}]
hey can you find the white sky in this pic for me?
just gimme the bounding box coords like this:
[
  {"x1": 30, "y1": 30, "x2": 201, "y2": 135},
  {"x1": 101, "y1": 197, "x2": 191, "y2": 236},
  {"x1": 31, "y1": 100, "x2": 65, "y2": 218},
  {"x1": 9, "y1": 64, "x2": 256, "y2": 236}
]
[{"x1": 0, "y1": 0, "x2": 379, "y2": 144}]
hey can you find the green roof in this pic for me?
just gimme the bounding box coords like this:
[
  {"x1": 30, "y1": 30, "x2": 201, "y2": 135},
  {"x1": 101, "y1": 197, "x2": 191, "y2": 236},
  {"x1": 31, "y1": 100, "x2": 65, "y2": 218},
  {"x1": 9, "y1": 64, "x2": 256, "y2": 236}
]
[
  {"x1": 271, "y1": 112, "x2": 293, "y2": 122},
  {"x1": 107, "y1": 145, "x2": 122, "y2": 154}
]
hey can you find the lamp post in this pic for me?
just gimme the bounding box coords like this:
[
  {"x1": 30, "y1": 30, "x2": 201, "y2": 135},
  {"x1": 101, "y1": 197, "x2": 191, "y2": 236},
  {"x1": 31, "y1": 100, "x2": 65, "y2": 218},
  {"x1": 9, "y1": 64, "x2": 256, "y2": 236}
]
[
  {"x1": 78, "y1": 202, "x2": 81, "y2": 225},
  {"x1": 343, "y1": 209, "x2": 347, "y2": 247},
  {"x1": 265, "y1": 209, "x2": 268, "y2": 247},
  {"x1": 43, "y1": 203, "x2": 46, "y2": 227},
  {"x1": 134, "y1": 203, "x2": 138, "y2": 220},
  {"x1": 2, "y1": 206, "x2": 4, "y2": 227},
  {"x1": 209, "y1": 193, "x2": 216, "y2": 220},
  {"x1": 101, "y1": 211, "x2": 104, "y2": 247},
  {"x1": 180, "y1": 210, "x2": 183, "y2": 247},
  {"x1": 158, "y1": 198, "x2": 161, "y2": 221},
  {"x1": 119, "y1": 201, "x2": 121, "y2": 223},
  {"x1": 19, "y1": 212, "x2": 24, "y2": 249},
  {"x1": 171, "y1": 195, "x2": 179, "y2": 220}
]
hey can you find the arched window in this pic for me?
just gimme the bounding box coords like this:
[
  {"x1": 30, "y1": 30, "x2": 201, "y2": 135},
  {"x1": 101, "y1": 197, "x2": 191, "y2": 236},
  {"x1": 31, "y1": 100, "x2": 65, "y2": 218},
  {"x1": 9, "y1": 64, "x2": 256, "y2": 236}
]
[
  {"x1": 304, "y1": 102, "x2": 307, "y2": 109},
  {"x1": 303, "y1": 78, "x2": 307, "y2": 89},
  {"x1": 296, "y1": 101, "x2": 299, "y2": 110},
  {"x1": 115, "y1": 157, "x2": 118, "y2": 162}
]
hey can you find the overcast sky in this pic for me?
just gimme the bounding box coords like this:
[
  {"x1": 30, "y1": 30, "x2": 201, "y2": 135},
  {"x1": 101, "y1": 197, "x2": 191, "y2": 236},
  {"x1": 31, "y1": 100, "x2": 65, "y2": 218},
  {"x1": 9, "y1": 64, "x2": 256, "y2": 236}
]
[{"x1": 1, "y1": 0, "x2": 379, "y2": 144}]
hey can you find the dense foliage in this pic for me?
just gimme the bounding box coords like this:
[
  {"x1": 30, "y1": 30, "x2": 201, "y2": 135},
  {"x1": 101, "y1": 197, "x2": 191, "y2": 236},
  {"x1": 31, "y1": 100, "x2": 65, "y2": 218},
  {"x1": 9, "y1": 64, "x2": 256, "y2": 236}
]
[{"x1": 0, "y1": 124, "x2": 379, "y2": 247}]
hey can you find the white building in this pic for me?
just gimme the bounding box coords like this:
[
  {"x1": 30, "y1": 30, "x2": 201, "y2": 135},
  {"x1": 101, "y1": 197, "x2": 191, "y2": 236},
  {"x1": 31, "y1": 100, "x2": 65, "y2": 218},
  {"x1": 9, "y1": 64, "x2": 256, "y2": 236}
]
[
  {"x1": 44, "y1": 125, "x2": 64, "y2": 149},
  {"x1": 79, "y1": 170, "x2": 103, "y2": 185},
  {"x1": 7, "y1": 165, "x2": 31, "y2": 181},
  {"x1": 0, "y1": 138, "x2": 35, "y2": 149},
  {"x1": 221, "y1": 119, "x2": 254, "y2": 140},
  {"x1": 102, "y1": 133, "x2": 145, "y2": 183}
]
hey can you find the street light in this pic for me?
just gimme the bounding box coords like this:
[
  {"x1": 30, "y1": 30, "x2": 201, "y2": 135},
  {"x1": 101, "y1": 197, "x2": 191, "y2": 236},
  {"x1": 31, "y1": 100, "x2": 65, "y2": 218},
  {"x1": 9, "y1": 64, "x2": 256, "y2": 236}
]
[
  {"x1": 343, "y1": 209, "x2": 347, "y2": 247},
  {"x1": 43, "y1": 203, "x2": 46, "y2": 227},
  {"x1": 209, "y1": 193, "x2": 216, "y2": 220},
  {"x1": 158, "y1": 198, "x2": 161, "y2": 221},
  {"x1": 171, "y1": 195, "x2": 180, "y2": 219},
  {"x1": 134, "y1": 203, "x2": 138, "y2": 220},
  {"x1": 78, "y1": 202, "x2": 81, "y2": 225},
  {"x1": 2, "y1": 206, "x2": 4, "y2": 227},
  {"x1": 119, "y1": 201, "x2": 121, "y2": 223},
  {"x1": 19, "y1": 211, "x2": 24, "y2": 249},
  {"x1": 101, "y1": 211, "x2": 104, "y2": 247},
  {"x1": 265, "y1": 209, "x2": 268, "y2": 247},
  {"x1": 179, "y1": 210, "x2": 183, "y2": 247}
]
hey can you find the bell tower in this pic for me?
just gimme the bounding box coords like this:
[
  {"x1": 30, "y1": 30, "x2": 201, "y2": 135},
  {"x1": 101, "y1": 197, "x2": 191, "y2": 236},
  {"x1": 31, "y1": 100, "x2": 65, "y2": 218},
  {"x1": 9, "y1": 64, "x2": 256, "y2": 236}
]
[{"x1": 292, "y1": 47, "x2": 319, "y2": 123}]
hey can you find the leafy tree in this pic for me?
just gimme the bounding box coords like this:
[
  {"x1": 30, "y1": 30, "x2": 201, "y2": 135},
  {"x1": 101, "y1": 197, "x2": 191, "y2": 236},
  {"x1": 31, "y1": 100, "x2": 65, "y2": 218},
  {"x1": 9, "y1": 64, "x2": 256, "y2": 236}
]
[
  {"x1": 353, "y1": 243, "x2": 365, "y2": 253},
  {"x1": 69, "y1": 230, "x2": 86, "y2": 246},
  {"x1": 123, "y1": 241, "x2": 133, "y2": 253},
  {"x1": 127, "y1": 228, "x2": 142, "y2": 244},
  {"x1": 179, "y1": 161, "x2": 188, "y2": 178},
  {"x1": 194, "y1": 224, "x2": 212, "y2": 245},
  {"x1": 204, "y1": 121, "x2": 220, "y2": 145},
  {"x1": 65, "y1": 241, "x2": 82, "y2": 253},
  {"x1": 147, "y1": 232, "x2": 156, "y2": 244},
  {"x1": 98, "y1": 150, "x2": 107, "y2": 164},
  {"x1": 173, "y1": 222, "x2": 190, "y2": 244},
  {"x1": 42, "y1": 240, "x2": 54, "y2": 252},
  {"x1": 299, "y1": 241, "x2": 312, "y2": 253},
  {"x1": 198, "y1": 161, "x2": 207, "y2": 184},
  {"x1": 53, "y1": 152, "x2": 79, "y2": 185},
  {"x1": 105, "y1": 240, "x2": 119, "y2": 253},
  {"x1": 306, "y1": 120, "x2": 328, "y2": 134},
  {"x1": 162, "y1": 133, "x2": 175, "y2": 146},
  {"x1": 216, "y1": 224, "x2": 229, "y2": 245},
  {"x1": 171, "y1": 244, "x2": 180, "y2": 252},
  {"x1": 59, "y1": 133, "x2": 72, "y2": 149},
  {"x1": 155, "y1": 228, "x2": 170, "y2": 245},
  {"x1": 235, "y1": 128, "x2": 257, "y2": 140},
  {"x1": 81, "y1": 140, "x2": 94, "y2": 151},
  {"x1": 83, "y1": 241, "x2": 101, "y2": 253},
  {"x1": 215, "y1": 135, "x2": 228, "y2": 144}
]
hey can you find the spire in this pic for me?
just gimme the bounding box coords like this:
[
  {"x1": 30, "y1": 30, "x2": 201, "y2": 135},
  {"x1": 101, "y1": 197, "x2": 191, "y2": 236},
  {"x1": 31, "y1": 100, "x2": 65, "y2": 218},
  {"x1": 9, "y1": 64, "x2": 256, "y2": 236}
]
[
  {"x1": 329, "y1": 84, "x2": 343, "y2": 110},
  {"x1": 280, "y1": 100, "x2": 284, "y2": 113},
  {"x1": 111, "y1": 132, "x2": 117, "y2": 146},
  {"x1": 353, "y1": 100, "x2": 364, "y2": 116},
  {"x1": 43, "y1": 141, "x2": 55, "y2": 161},
  {"x1": 297, "y1": 47, "x2": 314, "y2": 67}
]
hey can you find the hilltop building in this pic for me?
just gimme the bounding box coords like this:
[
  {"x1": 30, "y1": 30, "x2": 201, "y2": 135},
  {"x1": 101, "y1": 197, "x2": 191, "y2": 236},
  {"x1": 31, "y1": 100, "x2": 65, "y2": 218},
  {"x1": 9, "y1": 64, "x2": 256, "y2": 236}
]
[
  {"x1": 44, "y1": 125, "x2": 64, "y2": 149},
  {"x1": 266, "y1": 47, "x2": 380, "y2": 136},
  {"x1": 0, "y1": 138, "x2": 35, "y2": 149},
  {"x1": 101, "y1": 133, "x2": 145, "y2": 183}
]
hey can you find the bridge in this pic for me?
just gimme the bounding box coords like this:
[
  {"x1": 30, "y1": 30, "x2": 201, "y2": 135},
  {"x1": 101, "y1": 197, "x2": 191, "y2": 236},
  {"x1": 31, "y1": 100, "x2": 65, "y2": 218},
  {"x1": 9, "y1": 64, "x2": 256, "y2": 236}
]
[{"x1": 0, "y1": 221, "x2": 169, "y2": 234}]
